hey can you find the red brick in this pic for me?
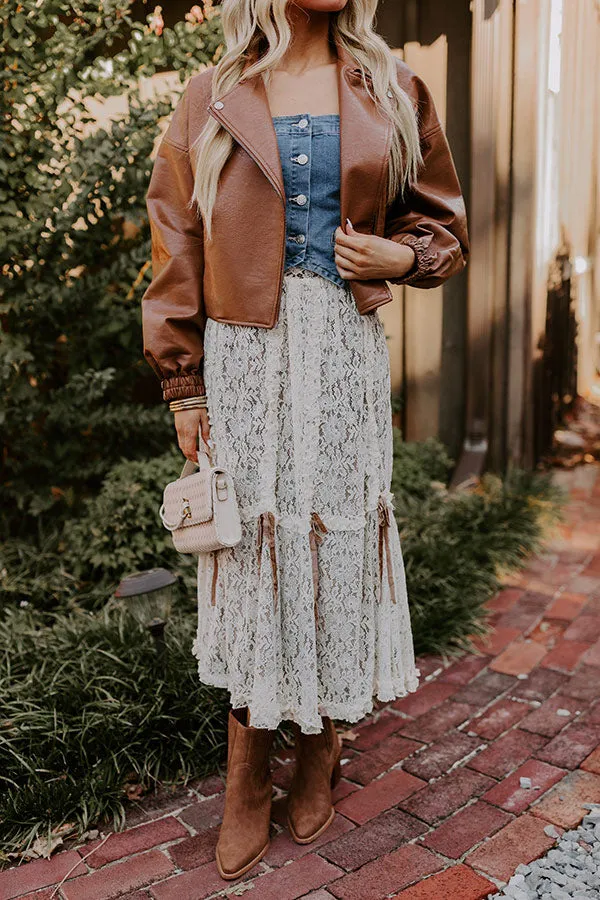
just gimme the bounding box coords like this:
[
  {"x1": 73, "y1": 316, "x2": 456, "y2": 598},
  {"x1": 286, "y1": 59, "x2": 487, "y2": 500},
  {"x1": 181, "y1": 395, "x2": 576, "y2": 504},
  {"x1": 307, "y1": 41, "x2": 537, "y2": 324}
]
[
  {"x1": 319, "y1": 808, "x2": 427, "y2": 871},
  {"x1": 416, "y1": 656, "x2": 446, "y2": 681},
  {"x1": 438, "y1": 655, "x2": 489, "y2": 685},
  {"x1": 392, "y1": 864, "x2": 496, "y2": 900},
  {"x1": 177, "y1": 794, "x2": 224, "y2": 832},
  {"x1": 541, "y1": 639, "x2": 593, "y2": 671},
  {"x1": 335, "y1": 768, "x2": 425, "y2": 825},
  {"x1": 584, "y1": 552, "x2": 600, "y2": 576},
  {"x1": 81, "y1": 817, "x2": 187, "y2": 869},
  {"x1": 332, "y1": 779, "x2": 359, "y2": 803},
  {"x1": 470, "y1": 698, "x2": 531, "y2": 740},
  {"x1": 468, "y1": 728, "x2": 546, "y2": 779},
  {"x1": 582, "y1": 638, "x2": 600, "y2": 667},
  {"x1": 402, "y1": 731, "x2": 482, "y2": 781},
  {"x1": 519, "y1": 579, "x2": 556, "y2": 597},
  {"x1": 531, "y1": 770, "x2": 600, "y2": 828},
  {"x1": 264, "y1": 813, "x2": 354, "y2": 867},
  {"x1": 196, "y1": 773, "x2": 225, "y2": 796},
  {"x1": 7, "y1": 890, "x2": 58, "y2": 900},
  {"x1": 392, "y1": 682, "x2": 457, "y2": 718},
  {"x1": 482, "y1": 759, "x2": 565, "y2": 813},
  {"x1": 302, "y1": 893, "x2": 337, "y2": 900},
  {"x1": 580, "y1": 701, "x2": 600, "y2": 726},
  {"x1": 485, "y1": 588, "x2": 525, "y2": 613},
  {"x1": 167, "y1": 825, "x2": 219, "y2": 870},
  {"x1": 490, "y1": 640, "x2": 547, "y2": 676},
  {"x1": 511, "y1": 667, "x2": 567, "y2": 701},
  {"x1": 546, "y1": 592, "x2": 587, "y2": 621},
  {"x1": 399, "y1": 702, "x2": 476, "y2": 743},
  {"x1": 470, "y1": 626, "x2": 521, "y2": 656},
  {"x1": 495, "y1": 592, "x2": 548, "y2": 631},
  {"x1": 341, "y1": 735, "x2": 422, "y2": 785},
  {"x1": 229, "y1": 854, "x2": 342, "y2": 900},
  {"x1": 0, "y1": 851, "x2": 87, "y2": 900},
  {"x1": 399, "y1": 767, "x2": 494, "y2": 825},
  {"x1": 451, "y1": 671, "x2": 517, "y2": 707},
  {"x1": 558, "y1": 664, "x2": 600, "y2": 702},
  {"x1": 465, "y1": 814, "x2": 555, "y2": 881},
  {"x1": 414, "y1": 655, "x2": 446, "y2": 679},
  {"x1": 581, "y1": 746, "x2": 600, "y2": 774},
  {"x1": 519, "y1": 695, "x2": 578, "y2": 737},
  {"x1": 528, "y1": 618, "x2": 568, "y2": 647},
  {"x1": 328, "y1": 844, "x2": 442, "y2": 900},
  {"x1": 563, "y1": 614, "x2": 600, "y2": 643},
  {"x1": 62, "y1": 850, "x2": 173, "y2": 900},
  {"x1": 570, "y1": 573, "x2": 600, "y2": 593},
  {"x1": 421, "y1": 801, "x2": 511, "y2": 858},
  {"x1": 149, "y1": 861, "x2": 255, "y2": 900},
  {"x1": 535, "y1": 724, "x2": 600, "y2": 769},
  {"x1": 350, "y1": 710, "x2": 406, "y2": 750}
]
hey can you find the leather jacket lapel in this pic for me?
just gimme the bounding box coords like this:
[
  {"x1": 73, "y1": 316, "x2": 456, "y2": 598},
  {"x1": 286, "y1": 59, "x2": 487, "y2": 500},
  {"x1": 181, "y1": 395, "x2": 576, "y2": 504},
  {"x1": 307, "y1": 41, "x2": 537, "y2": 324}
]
[
  {"x1": 336, "y1": 43, "x2": 393, "y2": 232},
  {"x1": 207, "y1": 72, "x2": 286, "y2": 203}
]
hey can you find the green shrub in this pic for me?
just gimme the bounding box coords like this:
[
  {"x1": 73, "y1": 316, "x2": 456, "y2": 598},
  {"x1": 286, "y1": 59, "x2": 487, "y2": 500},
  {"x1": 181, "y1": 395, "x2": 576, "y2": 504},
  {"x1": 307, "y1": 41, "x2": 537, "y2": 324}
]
[
  {"x1": 1, "y1": 1, "x2": 223, "y2": 528},
  {"x1": 1, "y1": 452, "x2": 197, "y2": 612},
  {"x1": 0, "y1": 606, "x2": 229, "y2": 857}
]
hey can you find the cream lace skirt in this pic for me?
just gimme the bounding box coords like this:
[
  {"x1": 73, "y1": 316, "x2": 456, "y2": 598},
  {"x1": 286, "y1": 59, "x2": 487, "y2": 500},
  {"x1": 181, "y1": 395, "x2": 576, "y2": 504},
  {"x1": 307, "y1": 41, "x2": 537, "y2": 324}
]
[{"x1": 193, "y1": 268, "x2": 419, "y2": 734}]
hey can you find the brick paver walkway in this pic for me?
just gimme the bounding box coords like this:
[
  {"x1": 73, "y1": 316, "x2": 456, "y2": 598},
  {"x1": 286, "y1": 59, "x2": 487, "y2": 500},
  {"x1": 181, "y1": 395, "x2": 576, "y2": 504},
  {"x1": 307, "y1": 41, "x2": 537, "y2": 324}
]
[{"x1": 2, "y1": 465, "x2": 600, "y2": 900}]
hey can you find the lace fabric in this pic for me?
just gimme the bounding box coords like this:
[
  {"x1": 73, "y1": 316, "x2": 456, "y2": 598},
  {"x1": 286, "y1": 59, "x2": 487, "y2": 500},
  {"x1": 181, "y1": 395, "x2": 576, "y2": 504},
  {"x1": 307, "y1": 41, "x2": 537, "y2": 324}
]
[{"x1": 193, "y1": 268, "x2": 419, "y2": 733}]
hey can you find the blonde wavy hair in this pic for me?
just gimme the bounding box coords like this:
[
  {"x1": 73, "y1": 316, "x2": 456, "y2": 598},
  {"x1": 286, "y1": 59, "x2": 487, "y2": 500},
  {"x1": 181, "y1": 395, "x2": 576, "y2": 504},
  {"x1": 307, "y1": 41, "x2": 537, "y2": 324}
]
[{"x1": 192, "y1": 0, "x2": 422, "y2": 237}]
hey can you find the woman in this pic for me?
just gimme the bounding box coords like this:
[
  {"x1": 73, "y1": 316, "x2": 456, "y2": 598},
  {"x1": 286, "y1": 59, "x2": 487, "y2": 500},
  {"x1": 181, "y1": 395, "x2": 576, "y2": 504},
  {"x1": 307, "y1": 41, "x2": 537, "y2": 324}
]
[{"x1": 142, "y1": 0, "x2": 468, "y2": 881}]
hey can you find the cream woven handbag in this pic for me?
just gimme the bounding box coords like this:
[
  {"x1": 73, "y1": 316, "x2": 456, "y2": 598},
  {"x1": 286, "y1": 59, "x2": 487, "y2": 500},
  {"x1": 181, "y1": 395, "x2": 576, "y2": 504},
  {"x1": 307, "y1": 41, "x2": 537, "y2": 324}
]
[{"x1": 159, "y1": 433, "x2": 242, "y2": 554}]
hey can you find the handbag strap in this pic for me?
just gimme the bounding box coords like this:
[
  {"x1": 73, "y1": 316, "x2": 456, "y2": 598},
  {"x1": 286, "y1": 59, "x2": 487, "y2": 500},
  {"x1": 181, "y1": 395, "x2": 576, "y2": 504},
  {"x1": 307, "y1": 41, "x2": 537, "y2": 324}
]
[{"x1": 179, "y1": 432, "x2": 213, "y2": 479}]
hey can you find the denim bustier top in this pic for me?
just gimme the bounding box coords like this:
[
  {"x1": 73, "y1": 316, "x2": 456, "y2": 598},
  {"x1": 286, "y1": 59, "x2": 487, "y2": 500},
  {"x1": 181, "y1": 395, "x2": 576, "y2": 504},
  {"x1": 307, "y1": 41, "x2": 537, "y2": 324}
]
[{"x1": 272, "y1": 113, "x2": 344, "y2": 288}]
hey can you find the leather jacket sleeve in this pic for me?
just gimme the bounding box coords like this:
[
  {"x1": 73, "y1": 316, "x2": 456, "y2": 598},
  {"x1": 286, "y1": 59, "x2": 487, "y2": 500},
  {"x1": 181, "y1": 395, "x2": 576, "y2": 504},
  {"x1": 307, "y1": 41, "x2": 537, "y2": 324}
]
[
  {"x1": 385, "y1": 71, "x2": 469, "y2": 288},
  {"x1": 141, "y1": 87, "x2": 206, "y2": 402}
]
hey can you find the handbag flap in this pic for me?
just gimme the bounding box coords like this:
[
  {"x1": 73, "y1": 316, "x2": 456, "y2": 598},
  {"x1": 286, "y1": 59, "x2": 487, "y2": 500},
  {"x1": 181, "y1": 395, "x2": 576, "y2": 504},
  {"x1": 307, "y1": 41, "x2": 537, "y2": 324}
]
[{"x1": 162, "y1": 469, "x2": 214, "y2": 529}]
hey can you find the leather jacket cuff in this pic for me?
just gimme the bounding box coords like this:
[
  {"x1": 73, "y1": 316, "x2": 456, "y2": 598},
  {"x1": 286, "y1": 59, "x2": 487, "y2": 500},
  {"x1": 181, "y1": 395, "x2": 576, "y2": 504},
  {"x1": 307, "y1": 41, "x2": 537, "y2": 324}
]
[
  {"x1": 161, "y1": 374, "x2": 206, "y2": 402},
  {"x1": 390, "y1": 233, "x2": 438, "y2": 284}
]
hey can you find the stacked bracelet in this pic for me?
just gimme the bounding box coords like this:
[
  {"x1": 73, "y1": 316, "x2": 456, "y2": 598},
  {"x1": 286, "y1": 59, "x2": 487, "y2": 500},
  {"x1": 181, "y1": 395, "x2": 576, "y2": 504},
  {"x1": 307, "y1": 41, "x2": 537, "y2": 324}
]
[{"x1": 169, "y1": 395, "x2": 208, "y2": 413}]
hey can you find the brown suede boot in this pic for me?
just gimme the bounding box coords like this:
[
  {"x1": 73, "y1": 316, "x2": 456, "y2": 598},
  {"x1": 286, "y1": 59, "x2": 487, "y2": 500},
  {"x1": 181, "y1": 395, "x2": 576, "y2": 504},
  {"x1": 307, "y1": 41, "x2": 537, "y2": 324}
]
[
  {"x1": 287, "y1": 716, "x2": 342, "y2": 844},
  {"x1": 216, "y1": 707, "x2": 275, "y2": 880}
]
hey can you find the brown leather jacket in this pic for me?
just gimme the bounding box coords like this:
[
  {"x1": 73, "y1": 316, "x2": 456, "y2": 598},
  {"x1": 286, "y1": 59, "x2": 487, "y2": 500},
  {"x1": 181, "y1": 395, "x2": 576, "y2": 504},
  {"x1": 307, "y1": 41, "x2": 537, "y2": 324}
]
[{"x1": 142, "y1": 41, "x2": 469, "y2": 401}]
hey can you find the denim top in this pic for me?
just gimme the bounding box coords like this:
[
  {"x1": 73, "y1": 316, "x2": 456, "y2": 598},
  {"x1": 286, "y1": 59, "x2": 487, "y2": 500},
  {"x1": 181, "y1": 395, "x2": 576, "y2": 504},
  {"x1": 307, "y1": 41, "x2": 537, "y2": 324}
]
[{"x1": 272, "y1": 113, "x2": 344, "y2": 288}]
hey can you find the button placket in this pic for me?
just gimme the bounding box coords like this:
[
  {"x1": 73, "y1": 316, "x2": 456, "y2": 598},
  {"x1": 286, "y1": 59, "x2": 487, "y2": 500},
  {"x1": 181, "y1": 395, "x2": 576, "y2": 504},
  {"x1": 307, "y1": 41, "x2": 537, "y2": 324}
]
[{"x1": 287, "y1": 115, "x2": 311, "y2": 254}]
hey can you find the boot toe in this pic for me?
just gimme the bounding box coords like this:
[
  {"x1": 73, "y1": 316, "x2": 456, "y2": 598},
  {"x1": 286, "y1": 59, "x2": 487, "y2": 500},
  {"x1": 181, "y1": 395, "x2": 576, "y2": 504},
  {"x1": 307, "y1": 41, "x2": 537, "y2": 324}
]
[
  {"x1": 216, "y1": 835, "x2": 268, "y2": 880},
  {"x1": 288, "y1": 803, "x2": 334, "y2": 843}
]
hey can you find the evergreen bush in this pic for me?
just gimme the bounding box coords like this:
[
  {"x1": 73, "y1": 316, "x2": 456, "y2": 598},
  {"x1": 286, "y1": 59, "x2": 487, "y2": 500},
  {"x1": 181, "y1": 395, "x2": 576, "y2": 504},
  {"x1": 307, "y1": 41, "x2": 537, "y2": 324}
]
[{"x1": 1, "y1": 0, "x2": 223, "y2": 528}]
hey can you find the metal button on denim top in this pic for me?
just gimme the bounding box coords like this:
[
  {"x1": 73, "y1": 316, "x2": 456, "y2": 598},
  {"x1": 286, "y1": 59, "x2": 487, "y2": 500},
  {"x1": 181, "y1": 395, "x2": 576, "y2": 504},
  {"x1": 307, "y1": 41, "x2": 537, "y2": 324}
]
[{"x1": 272, "y1": 113, "x2": 344, "y2": 288}]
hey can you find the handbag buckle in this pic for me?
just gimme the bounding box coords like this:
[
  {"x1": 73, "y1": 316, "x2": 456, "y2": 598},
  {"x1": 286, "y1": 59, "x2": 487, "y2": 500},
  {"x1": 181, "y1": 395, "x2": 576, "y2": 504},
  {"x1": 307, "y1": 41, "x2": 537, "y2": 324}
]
[
  {"x1": 182, "y1": 499, "x2": 192, "y2": 519},
  {"x1": 215, "y1": 475, "x2": 229, "y2": 501}
]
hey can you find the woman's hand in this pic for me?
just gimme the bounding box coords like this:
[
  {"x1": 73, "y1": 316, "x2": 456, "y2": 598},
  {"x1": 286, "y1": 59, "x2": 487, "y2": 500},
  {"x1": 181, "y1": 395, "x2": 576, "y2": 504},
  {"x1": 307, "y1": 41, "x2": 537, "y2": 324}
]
[
  {"x1": 334, "y1": 219, "x2": 416, "y2": 282},
  {"x1": 174, "y1": 408, "x2": 211, "y2": 463}
]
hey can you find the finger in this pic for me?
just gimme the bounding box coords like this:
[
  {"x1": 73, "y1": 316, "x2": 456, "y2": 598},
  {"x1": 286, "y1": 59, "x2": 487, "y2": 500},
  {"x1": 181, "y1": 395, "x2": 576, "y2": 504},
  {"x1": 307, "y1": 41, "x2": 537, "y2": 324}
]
[
  {"x1": 199, "y1": 410, "x2": 211, "y2": 445},
  {"x1": 335, "y1": 251, "x2": 360, "y2": 274},
  {"x1": 334, "y1": 243, "x2": 365, "y2": 267},
  {"x1": 336, "y1": 262, "x2": 359, "y2": 280},
  {"x1": 335, "y1": 227, "x2": 368, "y2": 250}
]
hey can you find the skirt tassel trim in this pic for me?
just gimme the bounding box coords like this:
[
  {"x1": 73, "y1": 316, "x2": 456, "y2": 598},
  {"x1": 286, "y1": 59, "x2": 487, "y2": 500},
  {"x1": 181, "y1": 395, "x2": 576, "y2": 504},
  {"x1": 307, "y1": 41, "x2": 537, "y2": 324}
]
[
  {"x1": 378, "y1": 493, "x2": 397, "y2": 605},
  {"x1": 256, "y1": 511, "x2": 279, "y2": 611},
  {"x1": 210, "y1": 551, "x2": 219, "y2": 606},
  {"x1": 309, "y1": 511, "x2": 328, "y2": 624}
]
